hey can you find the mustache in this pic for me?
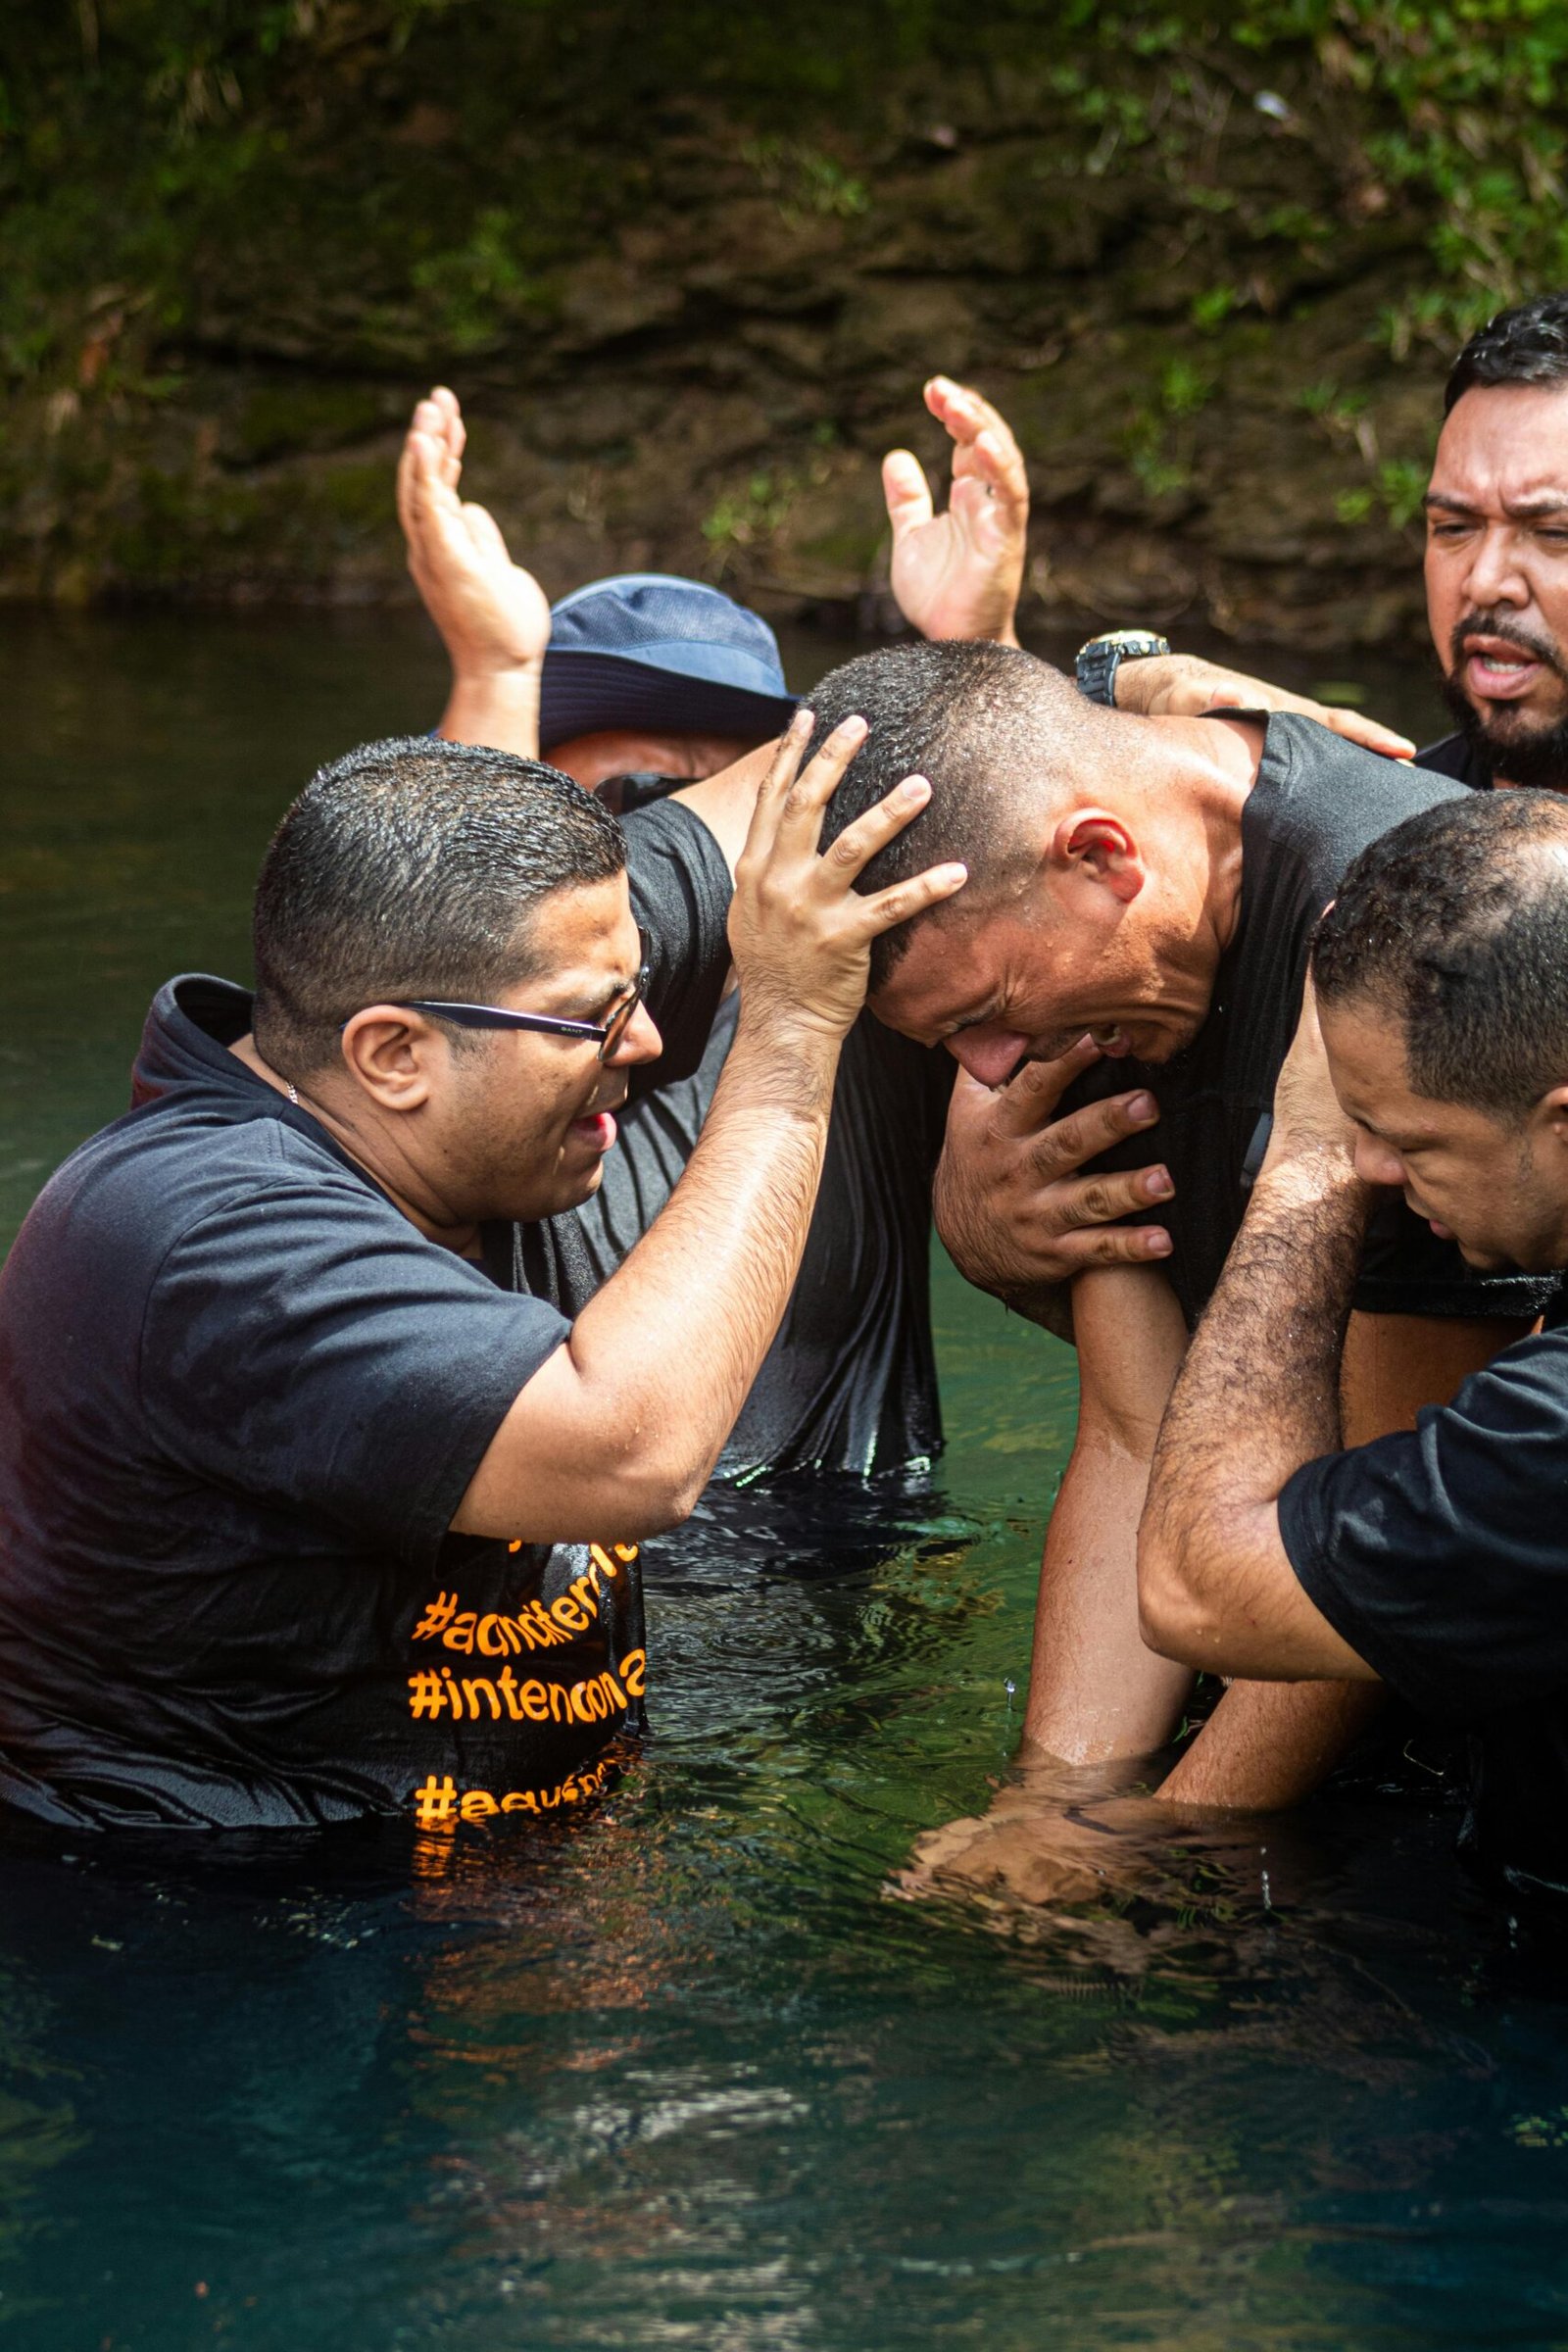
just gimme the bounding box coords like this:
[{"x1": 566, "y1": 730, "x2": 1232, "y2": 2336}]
[{"x1": 1449, "y1": 608, "x2": 1566, "y2": 678}]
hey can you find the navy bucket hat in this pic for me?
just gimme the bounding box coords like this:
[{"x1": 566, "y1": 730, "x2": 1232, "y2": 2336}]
[{"x1": 538, "y1": 573, "x2": 799, "y2": 753}]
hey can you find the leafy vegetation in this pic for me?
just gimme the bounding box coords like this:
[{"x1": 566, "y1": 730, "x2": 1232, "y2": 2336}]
[{"x1": 3, "y1": 0, "x2": 1565, "y2": 612}]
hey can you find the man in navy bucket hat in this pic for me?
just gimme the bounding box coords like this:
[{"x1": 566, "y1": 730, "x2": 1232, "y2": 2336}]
[
  {"x1": 396, "y1": 379, "x2": 1028, "y2": 1502},
  {"x1": 540, "y1": 572, "x2": 800, "y2": 771}
]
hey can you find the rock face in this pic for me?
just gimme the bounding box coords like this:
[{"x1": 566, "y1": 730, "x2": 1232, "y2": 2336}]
[{"x1": 0, "y1": 6, "x2": 1482, "y2": 646}]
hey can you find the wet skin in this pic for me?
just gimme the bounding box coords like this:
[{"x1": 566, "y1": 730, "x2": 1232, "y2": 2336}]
[{"x1": 868, "y1": 891, "x2": 1222, "y2": 1088}]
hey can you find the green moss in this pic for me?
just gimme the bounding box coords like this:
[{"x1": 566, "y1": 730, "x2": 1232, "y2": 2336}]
[{"x1": 229, "y1": 382, "x2": 394, "y2": 466}]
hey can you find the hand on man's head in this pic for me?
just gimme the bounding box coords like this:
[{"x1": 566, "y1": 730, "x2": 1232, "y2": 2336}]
[
  {"x1": 727, "y1": 710, "x2": 967, "y2": 1049},
  {"x1": 883, "y1": 376, "x2": 1028, "y2": 650},
  {"x1": 1114, "y1": 649, "x2": 1416, "y2": 761}
]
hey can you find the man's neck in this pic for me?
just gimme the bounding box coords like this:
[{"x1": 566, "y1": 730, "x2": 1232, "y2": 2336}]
[
  {"x1": 226, "y1": 1034, "x2": 484, "y2": 1257},
  {"x1": 1149, "y1": 711, "x2": 1264, "y2": 961}
]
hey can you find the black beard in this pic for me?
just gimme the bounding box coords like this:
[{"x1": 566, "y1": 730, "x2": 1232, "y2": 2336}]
[{"x1": 1440, "y1": 669, "x2": 1568, "y2": 792}]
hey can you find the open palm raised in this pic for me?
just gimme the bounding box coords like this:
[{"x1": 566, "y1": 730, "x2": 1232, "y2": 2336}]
[{"x1": 883, "y1": 375, "x2": 1029, "y2": 648}]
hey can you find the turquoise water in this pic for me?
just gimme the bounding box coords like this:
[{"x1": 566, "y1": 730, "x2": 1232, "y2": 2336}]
[{"x1": 5, "y1": 612, "x2": 1568, "y2": 2352}]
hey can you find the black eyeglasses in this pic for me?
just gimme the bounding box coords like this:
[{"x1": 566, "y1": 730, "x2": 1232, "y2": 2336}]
[{"x1": 362, "y1": 931, "x2": 652, "y2": 1062}]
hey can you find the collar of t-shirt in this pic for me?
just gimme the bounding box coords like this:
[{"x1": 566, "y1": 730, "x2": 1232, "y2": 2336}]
[{"x1": 130, "y1": 972, "x2": 460, "y2": 1241}]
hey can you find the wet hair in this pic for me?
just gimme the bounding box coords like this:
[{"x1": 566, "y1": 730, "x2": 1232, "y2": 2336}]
[
  {"x1": 808, "y1": 639, "x2": 1104, "y2": 987},
  {"x1": 1312, "y1": 790, "x2": 1568, "y2": 1119},
  {"x1": 1445, "y1": 293, "x2": 1568, "y2": 414},
  {"x1": 252, "y1": 736, "x2": 625, "y2": 1076}
]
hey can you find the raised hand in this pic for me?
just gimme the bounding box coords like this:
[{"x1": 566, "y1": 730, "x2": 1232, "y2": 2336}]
[
  {"x1": 1114, "y1": 650, "x2": 1416, "y2": 760},
  {"x1": 728, "y1": 710, "x2": 968, "y2": 1045},
  {"x1": 396, "y1": 387, "x2": 551, "y2": 756},
  {"x1": 883, "y1": 375, "x2": 1029, "y2": 648},
  {"x1": 933, "y1": 1034, "x2": 1178, "y2": 1316}
]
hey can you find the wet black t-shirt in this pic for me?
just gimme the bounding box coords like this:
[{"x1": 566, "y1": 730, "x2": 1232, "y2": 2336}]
[
  {"x1": 0, "y1": 978, "x2": 648, "y2": 1833},
  {"x1": 1279, "y1": 1286, "x2": 1568, "y2": 1905},
  {"x1": 521, "y1": 799, "x2": 953, "y2": 1479},
  {"x1": 1060, "y1": 713, "x2": 1556, "y2": 1328}
]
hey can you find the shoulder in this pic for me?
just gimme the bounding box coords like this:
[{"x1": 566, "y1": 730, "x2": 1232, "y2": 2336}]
[
  {"x1": 623, "y1": 795, "x2": 731, "y2": 892},
  {"x1": 19, "y1": 1108, "x2": 397, "y2": 1288},
  {"x1": 1250, "y1": 713, "x2": 1472, "y2": 881}
]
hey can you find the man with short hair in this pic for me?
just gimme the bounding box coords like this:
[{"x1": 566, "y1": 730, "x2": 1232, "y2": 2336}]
[
  {"x1": 807, "y1": 636, "x2": 1548, "y2": 1810},
  {"x1": 1139, "y1": 789, "x2": 1568, "y2": 1910},
  {"x1": 0, "y1": 723, "x2": 962, "y2": 1830},
  {"x1": 393, "y1": 376, "x2": 1029, "y2": 1484}
]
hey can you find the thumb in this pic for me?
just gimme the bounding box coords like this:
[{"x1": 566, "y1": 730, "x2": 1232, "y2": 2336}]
[{"x1": 882, "y1": 448, "x2": 934, "y2": 539}]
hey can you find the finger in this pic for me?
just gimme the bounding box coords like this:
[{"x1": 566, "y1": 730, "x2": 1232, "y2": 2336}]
[
  {"x1": 987, "y1": 1035, "x2": 1103, "y2": 1134},
  {"x1": 929, "y1": 376, "x2": 1025, "y2": 471},
  {"x1": 970, "y1": 425, "x2": 1029, "y2": 514},
  {"x1": 924, "y1": 373, "x2": 986, "y2": 442},
  {"x1": 1030, "y1": 1090, "x2": 1165, "y2": 1179},
  {"x1": 409, "y1": 432, "x2": 467, "y2": 545},
  {"x1": 1061, "y1": 1222, "x2": 1175, "y2": 1268},
  {"x1": 740, "y1": 706, "x2": 814, "y2": 869},
  {"x1": 396, "y1": 404, "x2": 447, "y2": 536},
  {"x1": 1045, "y1": 1164, "x2": 1176, "y2": 1230},
  {"x1": 858, "y1": 858, "x2": 968, "y2": 933},
  {"x1": 429, "y1": 384, "x2": 465, "y2": 486},
  {"x1": 820, "y1": 771, "x2": 931, "y2": 880},
  {"x1": 881, "y1": 448, "x2": 934, "y2": 538},
  {"x1": 772, "y1": 713, "x2": 869, "y2": 850},
  {"x1": 400, "y1": 430, "x2": 458, "y2": 550},
  {"x1": 1319, "y1": 707, "x2": 1416, "y2": 760}
]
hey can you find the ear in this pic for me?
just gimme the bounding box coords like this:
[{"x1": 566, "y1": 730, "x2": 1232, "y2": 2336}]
[
  {"x1": 1539, "y1": 1081, "x2": 1568, "y2": 1148},
  {"x1": 338, "y1": 1008, "x2": 444, "y2": 1112},
  {"x1": 1049, "y1": 808, "x2": 1146, "y2": 905}
]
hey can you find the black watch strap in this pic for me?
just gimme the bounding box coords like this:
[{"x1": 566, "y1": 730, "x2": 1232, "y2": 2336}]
[{"x1": 1075, "y1": 630, "x2": 1171, "y2": 708}]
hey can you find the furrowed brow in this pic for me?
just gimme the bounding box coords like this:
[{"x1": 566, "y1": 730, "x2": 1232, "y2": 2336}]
[{"x1": 1425, "y1": 490, "x2": 1568, "y2": 519}]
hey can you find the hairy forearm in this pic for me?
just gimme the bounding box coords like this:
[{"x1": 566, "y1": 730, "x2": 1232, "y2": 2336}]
[
  {"x1": 1156, "y1": 1678, "x2": 1384, "y2": 1809},
  {"x1": 1143, "y1": 1158, "x2": 1370, "y2": 1589},
  {"x1": 437, "y1": 666, "x2": 542, "y2": 759}
]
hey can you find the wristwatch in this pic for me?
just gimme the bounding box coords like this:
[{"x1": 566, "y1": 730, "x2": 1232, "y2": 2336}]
[{"x1": 1075, "y1": 629, "x2": 1171, "y2": 708}]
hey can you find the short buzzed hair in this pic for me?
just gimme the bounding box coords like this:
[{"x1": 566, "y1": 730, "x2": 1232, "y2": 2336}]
[
  {"x1": 809, "y1": 640, "x2": 1101, "y2": 986},
  {"x1": 253, "y1": 736, "x2": 624, "y2": 1075},
  {"x1": 1313, "y1": 790, "x2": 1568, "y2": 1120}
]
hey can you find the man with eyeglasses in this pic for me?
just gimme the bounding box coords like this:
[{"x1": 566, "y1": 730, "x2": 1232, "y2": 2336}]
[{"x1": 0, "y1": 725, "x2": 962, "y2": 1834}]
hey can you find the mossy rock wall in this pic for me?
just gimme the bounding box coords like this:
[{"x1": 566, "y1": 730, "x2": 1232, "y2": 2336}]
[{"x1": 6, "y1": 1, "x2": 1567, "y2": 647}]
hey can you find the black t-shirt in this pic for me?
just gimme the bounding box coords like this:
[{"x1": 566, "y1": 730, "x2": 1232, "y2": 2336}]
[
  {"x1": 1279, "y1": 1287, "x2": 1568, "y2": 1904},
  {"x1": 1061, "y1": 714, "x2": 1556, "y2": 1327},
  {"x1": 0, "y1": 978, "x2": 648, "y2": 1833},
  {"x1": 519, "y1": 799, "x2": 952, "y2": 1480},
  {"x1": 1417, "y1": 728, "x2": 1493, "y2": 789}
]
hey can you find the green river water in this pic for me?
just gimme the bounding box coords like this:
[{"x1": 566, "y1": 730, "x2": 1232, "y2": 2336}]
[{"x1": 4, "y1": 610, "x2": 1568, "y2": 2352}]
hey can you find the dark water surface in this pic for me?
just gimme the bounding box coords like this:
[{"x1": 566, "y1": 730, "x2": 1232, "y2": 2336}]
[{"x1": 5, "y1": 612, "x2": 1568, "y2": 2352}]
